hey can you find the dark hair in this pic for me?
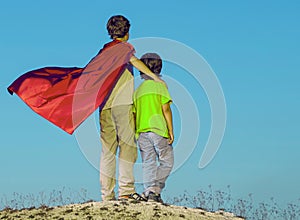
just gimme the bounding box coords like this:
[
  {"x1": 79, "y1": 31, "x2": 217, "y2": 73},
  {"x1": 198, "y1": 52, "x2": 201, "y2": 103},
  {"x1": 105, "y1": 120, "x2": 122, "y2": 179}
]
[
  {"x1": 140, "y1": 53, "x2": 162, "y2": 80},
  {"x1": 106, "y1": 15, "x2": 130, "y2": 39}
]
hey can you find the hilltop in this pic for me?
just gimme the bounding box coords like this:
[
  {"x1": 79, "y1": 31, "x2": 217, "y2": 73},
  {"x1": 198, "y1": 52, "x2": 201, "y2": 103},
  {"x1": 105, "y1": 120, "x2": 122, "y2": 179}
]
[{"x1": 0, "y1": 200, "x2": 245, "y2": 220}]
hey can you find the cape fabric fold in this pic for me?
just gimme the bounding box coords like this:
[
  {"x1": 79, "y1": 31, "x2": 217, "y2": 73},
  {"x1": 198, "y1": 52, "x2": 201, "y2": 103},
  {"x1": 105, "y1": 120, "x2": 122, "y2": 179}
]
[{"x1": 7, "y1": 40, "x2": 135, "y2": 134}]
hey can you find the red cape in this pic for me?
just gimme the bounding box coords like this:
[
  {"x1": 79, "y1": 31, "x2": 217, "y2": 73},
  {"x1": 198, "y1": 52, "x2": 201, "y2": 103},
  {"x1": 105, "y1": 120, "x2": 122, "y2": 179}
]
[{"x1": 7, "y1": 40, "x2": 135, "y2": 134}]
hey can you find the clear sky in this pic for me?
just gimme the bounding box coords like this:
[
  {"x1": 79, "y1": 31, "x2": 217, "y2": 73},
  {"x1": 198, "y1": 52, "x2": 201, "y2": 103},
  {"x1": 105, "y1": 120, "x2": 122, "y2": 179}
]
[{"x1": 1, "y1": 0, "x2": 299, "y2": 207}]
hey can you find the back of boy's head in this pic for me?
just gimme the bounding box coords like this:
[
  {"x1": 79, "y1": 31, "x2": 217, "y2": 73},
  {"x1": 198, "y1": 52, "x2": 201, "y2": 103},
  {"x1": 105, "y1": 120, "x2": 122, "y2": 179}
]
[
  {"x1": 107, "y1": 15, "x2": 130, "y2": 39},
  {"x1": 140, "y1": 53, "x2": 162, "y2": 80}
]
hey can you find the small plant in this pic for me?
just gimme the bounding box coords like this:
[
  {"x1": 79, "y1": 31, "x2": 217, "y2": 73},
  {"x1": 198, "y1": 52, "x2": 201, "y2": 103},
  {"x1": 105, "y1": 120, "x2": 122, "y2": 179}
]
[
  {"x1": 166, "y1": 185, "x2": 300, "y2": 220},
  {"x1": 1, "y1": 185, "x2": 300, "y2": 220},
  {"x1": 0, "y1": 187, "x2": 94, "y2": 211}
]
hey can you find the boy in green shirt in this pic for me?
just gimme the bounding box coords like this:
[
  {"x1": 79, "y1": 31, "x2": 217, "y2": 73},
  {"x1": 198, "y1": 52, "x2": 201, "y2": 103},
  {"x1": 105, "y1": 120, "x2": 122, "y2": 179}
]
[{"x1": 133, "y1": 53, "x2": 174, "y2": 203}]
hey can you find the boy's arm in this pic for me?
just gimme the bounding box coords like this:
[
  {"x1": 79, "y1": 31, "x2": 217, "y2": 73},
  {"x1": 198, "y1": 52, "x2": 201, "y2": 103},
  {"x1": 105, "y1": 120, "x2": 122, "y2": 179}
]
[
  {"x1": 162, "y1": 102, "x2": 174, "y2": 145},
  {"x1": 130, "y1": 56, "x2": 165, "y2": 84}
]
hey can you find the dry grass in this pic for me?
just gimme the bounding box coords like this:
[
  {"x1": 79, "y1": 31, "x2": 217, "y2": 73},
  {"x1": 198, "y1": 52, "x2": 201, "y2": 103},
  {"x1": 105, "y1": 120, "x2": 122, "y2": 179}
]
[
  {"x1": 0, "y1": 200, "x2": 244, "y2": 220},
  {"x1": 2, "y1": 186, "x2": 299, "y2": 219}
]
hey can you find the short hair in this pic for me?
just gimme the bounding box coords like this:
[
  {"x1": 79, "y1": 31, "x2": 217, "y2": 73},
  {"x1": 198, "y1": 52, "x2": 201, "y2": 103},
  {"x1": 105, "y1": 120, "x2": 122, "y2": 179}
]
[
  {"x1": 106, "y1": 15, "x2": 130, "y2": 39},
  {"x1": 140, "y1": 53, "x2": 162, "y2": 80}
]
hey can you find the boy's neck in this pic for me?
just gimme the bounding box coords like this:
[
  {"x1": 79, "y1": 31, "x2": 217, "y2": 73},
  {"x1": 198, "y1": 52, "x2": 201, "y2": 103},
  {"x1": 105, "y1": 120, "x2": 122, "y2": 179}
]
[
  {"x1": 115, "y1": 38, "x2": 127, "y2": 42},
  {"x1": 114, "y1": 33, "x2": 129, "y2": 42}
]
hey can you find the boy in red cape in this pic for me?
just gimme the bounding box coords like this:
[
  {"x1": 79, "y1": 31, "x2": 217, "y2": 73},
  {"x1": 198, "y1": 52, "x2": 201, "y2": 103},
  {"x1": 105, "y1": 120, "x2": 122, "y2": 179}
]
[{"x1": 8, "y1": 15, "x2": 163, "y2": 201}]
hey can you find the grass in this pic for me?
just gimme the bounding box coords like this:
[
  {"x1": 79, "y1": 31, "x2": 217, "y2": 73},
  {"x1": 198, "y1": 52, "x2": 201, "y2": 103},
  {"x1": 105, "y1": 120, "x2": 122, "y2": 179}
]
[
  {"x1": 0, "y1": 187, "x2": 93, "y2": 210},
  {"x1": 166, "y1": 185, "x2": 300, "y2": 220},
  {"x1": 0, "y1": 185, "x2": 299, "y2": 219}
]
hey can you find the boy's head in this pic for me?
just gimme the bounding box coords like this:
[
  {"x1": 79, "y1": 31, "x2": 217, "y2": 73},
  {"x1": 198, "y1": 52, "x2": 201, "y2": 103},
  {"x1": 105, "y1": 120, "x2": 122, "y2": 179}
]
[
  {"x1": 107, "y1": 15, "x2": 130, "y2": 39},
  {"x1": 140, "y1": 53, "x2": 162, "y2": 80}
]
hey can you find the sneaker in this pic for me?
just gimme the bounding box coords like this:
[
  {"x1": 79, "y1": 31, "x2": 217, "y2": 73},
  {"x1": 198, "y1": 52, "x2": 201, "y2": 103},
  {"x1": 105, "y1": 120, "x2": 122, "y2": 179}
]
[
  {"x1": 118, "y1": 193, "x2": 147, "y2": 202},
  {"x1": 147, "y1": 192, "x2": 164, "y2": 203},
  {"x1": 140, "y1": 192, "x2": 148, "y2": 201}
]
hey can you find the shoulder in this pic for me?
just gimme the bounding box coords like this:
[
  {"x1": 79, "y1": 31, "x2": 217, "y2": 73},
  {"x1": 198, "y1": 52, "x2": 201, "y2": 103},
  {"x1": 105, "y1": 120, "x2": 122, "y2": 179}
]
[
  {"x1": 136, "y1": 80, "x2": 149, "y2": 90},
  {"x1": 146, "y1": 80, "x2": 168, "y2": 91},
  {"x1": 103, "y1": 40, "x2": 135, "y2": 50},
  {"x1": 147, "y1": 80, "x2": 169, "y2": 95},
  {"x1": 155, "y1": 80, "x2": 169, "y2": 90},
  {"x1": 121, "y1": 42, "x2": 135, "y2": 51},
  {"x1": 135, "y1": 81, "x2": 152, "y2": 95}
]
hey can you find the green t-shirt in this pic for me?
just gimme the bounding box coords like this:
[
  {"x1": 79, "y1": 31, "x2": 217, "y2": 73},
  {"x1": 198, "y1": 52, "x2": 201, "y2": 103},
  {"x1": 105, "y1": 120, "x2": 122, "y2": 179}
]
[{"x1": 133, "y1": 80, "x2": 172, "y2": 138}]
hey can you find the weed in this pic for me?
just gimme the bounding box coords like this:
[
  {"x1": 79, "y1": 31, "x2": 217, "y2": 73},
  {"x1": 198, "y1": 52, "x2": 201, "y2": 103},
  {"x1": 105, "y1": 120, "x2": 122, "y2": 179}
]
[
  {"x1": 1, "y1": 185, "x2": 299, "y2": 220},
  {"x1": 167, "y1": 185, "x2": 300, "y2": 220}
]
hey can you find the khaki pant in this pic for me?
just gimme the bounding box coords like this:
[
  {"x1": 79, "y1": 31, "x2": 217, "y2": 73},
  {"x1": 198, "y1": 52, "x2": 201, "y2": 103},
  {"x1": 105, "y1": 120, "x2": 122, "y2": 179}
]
[{"x1": 99, "y1": 105, "x2": 137, "y2": 200}]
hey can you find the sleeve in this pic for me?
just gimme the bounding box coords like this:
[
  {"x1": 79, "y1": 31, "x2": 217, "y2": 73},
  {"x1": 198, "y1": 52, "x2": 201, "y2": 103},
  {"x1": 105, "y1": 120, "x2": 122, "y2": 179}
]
[
  {"x1": 160, "y1": 84, "x2": 172, "y2": 105},
  {"x1": 125, "y1": 42, "x2": 136, "y2": 59}
]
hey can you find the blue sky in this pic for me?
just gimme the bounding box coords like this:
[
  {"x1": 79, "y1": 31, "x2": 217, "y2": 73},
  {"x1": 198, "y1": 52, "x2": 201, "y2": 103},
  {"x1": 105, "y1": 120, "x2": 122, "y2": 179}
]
[{"x1": 1, "y1": 0, "x2": 300, "y2": 207}]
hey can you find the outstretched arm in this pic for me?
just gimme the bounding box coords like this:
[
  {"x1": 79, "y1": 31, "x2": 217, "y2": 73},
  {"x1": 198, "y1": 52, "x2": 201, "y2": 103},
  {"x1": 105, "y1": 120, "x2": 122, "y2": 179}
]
[
  {"x1": 162, "y1": 102, "x2": 174, "y2": 145},
  {"x1": 130, "y1": 56, "x2": 165, "y2": 84}
]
